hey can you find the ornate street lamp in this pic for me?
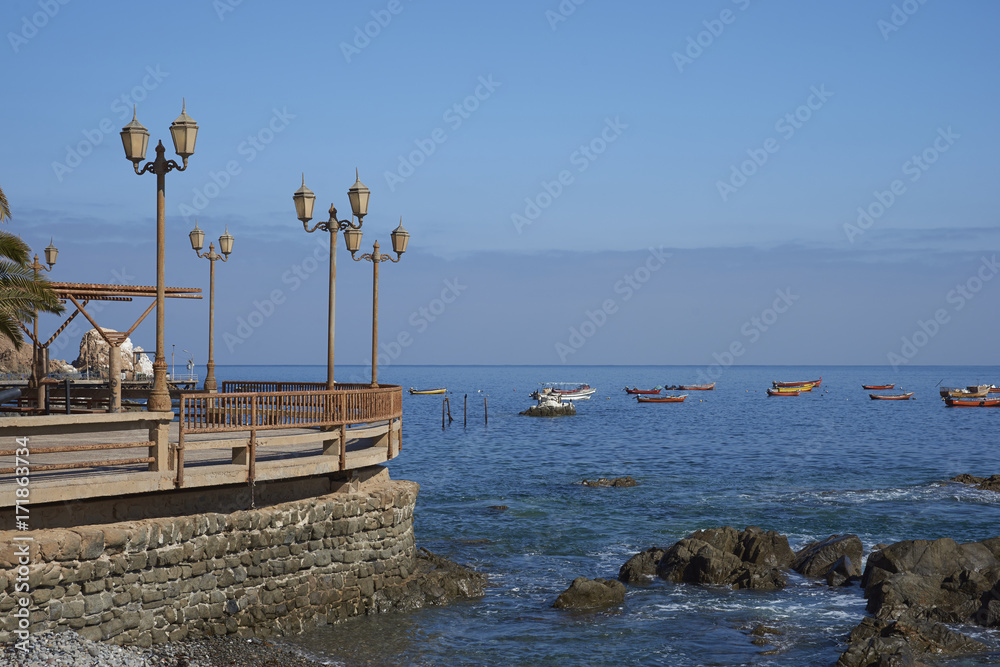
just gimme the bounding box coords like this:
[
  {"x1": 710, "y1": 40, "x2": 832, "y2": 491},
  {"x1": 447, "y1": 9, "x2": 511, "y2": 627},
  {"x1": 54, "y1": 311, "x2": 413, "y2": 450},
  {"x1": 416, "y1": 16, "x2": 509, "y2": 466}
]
[
  {"x1": 27, "y1": 240, "x2": 57, "y2": 408},
  {"x1": 292, "y1": 171, "x2": 369, "y2": 390},
  {"x1": 121, "y1": 101, "x2": 198, "y2": 412},
  {"x1": 189, "y1": 221, "x2": 233, "y2": 392},
  {"x1": 345, "y1": 219, "x2": 410, "y2": 387}
]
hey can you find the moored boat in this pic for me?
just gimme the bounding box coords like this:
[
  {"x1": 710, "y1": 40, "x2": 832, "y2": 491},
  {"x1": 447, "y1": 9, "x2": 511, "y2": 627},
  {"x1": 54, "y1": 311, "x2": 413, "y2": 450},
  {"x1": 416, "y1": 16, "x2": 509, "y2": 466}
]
[
  {"x1": 408, "y1": 387, "x2": 446, "y2": 395},
  {"x1": 543, "y1": 383, "x2": 595, "y2": 401},
  {"x1": 767, "y1": 388, "x2": 803, "y2": 396},
  {"x1": 624, "y1": 386, "x2": 662, "y2": 395},
  {"x1": 773, "y1": 377, "x2": 821, "y2": 388},
  {"x1": 869, "y1": 392, "x2": 913, "y2": 400},
  {"x1": 636, "y1": 394, "x2": 687, "y2": 403},
  {"x1": 677, "y1": 383, "x2": 715, "y2": 391},
  {"x1": 944, "y1": 385, "x2": 991, "y2": 398},
  {"x1": 862, "y1": 384, "x2": 894, "y2": 390},
  {"x1": 944, "y1": 396, "x2": 1000, "y2": 407}
]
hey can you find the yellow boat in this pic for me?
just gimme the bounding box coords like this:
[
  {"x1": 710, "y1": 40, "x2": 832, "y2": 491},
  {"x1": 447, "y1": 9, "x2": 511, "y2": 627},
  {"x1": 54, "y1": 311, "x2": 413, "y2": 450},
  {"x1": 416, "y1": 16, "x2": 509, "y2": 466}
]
[
  {"x1": 769, "y1": 382, "x2": 817, "y2": 393},
  {"x1": 408, "y1": 387, "x2": 447, "y2": 395}
]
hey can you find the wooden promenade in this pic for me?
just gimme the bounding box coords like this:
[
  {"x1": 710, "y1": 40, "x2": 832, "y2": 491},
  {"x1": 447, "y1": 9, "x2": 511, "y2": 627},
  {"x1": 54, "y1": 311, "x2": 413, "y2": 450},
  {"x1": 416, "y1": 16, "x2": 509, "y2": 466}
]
[{"x1": 0, "y1": 382, "x2": 402, "y2": 509}]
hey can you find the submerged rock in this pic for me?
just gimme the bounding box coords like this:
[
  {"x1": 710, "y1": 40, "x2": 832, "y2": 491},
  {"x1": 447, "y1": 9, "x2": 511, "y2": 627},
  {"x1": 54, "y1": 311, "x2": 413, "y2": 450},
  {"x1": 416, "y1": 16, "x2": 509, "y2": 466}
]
[
  {"x1": 792, "y1": 534, "x2": 863, "y2": 582},
  {"x1": 520, "y1": 402, "x2": 576, "y2": 417},
  {"x1": 581, "y1": 476, "x2": 638, "y2": 488},
  {"x1": 618, "y1": 547, "x2": 667, "y2": 584},
  {"x1": 369, "y1": 548, "x2": 487, "y2": 614},
  {"x1": 836, "y1": 613, "x2": 986, "y2": 667},
  {"x1": 951, "y1": 473, "x2": 1000, "y2": 493},
  {"x1": 553, "y1": 577, "x2": 626, "y2": 609}
]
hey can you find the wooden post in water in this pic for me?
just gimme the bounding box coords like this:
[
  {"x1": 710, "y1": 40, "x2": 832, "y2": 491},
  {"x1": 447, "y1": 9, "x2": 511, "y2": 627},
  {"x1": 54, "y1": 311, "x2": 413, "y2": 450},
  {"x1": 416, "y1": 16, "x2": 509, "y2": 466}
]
[
  {"x1": 464, "y1": 394, "x2": 467, "y2": 427},
  {"x1": 484, "y1": 396, "x2": 488, "y2": 425},
  {"x1": 442, "y1": 397, "x2": 446, "y2": 430}
]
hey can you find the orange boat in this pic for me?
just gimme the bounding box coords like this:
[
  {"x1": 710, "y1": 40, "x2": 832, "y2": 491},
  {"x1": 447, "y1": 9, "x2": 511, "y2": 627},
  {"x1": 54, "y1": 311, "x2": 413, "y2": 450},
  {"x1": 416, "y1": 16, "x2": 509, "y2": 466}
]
[
  {"x1": 944, "y1": 396, "x2": 1000, "y2": 407},
  {"x1": 767, "y1": 388, "x2": 802, "y2": 396},
  {"x1": 636, "y1": 395, "x2": 687, "y2": 403},
  {"x1": 869, "y1": 393, "x2": 913, "y2": 400},
  {"x1": 862, "y1": 384, "x2": 894, "y2": 390},
  {"x1": 773, "y1": 377, "x2": 821, "y2": 388},
  {"x1": 676, "y1": 383, "x2": 715, "y2": 391},
  {"x1": 624, "y1": 387, "x2": 662, "y2": 395}
]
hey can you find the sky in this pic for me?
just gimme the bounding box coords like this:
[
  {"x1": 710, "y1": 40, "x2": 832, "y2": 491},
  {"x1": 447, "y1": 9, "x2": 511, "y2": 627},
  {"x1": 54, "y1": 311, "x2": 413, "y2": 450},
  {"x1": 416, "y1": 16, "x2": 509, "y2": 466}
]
[{"x1": 3, "y1": 0, "x2": 999, "y2": 375}]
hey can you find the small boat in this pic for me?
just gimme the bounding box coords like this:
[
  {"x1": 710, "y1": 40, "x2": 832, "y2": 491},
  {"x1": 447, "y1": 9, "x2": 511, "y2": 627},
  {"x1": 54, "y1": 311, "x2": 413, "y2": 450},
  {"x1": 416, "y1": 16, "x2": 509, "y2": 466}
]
[
  {"x1": 636, "y1": 394, "x2": 687, "y2": 403},
  {"x1": 944, "y1": 396, "x2": 1000, "y2": 407},
  {"x1": 773, "y1": 377, "x2": 821, "y2": 388},
  {"x1": 624, "y1": 386, "x2": 662, "y2": 395},
  {"x1": 408, "y1": 387, "x2": 446, "y2": 395},
  {"x1": 768, "y1": 384, "x2": 814, "y2": 394},
  {"x1": 944, "y1": 385, "x2": 991, "y2": 398},
  {"x1": 869, "y1": 392, "x2": 913, "y2": 400},
  {"x1": 767, "y1": 388, "x2": 802, "y2": 396},
  {"x1": 862, "y1": 384, "x2": 894, "y2": 390},
  {"x1": 542, "y1": 383, "x2": 596, "y2": 401},
  {"x1": 677, "y1": 383, "x2": 715, "y2": 391},
  {"x1": 990, "y1": 385, "x2": 1000, "y2": 394}
]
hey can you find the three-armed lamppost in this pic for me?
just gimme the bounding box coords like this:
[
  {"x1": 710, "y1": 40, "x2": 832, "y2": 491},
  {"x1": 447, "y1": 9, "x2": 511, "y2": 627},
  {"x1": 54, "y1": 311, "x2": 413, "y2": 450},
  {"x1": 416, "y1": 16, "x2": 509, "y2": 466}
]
[
  {"x1": 292, "y1": 172, "x2": 370, "y2": 390},
  {"x1": 344, "y1": 220, "x2": 410, "y2": 387},
  {"x1": 28, "y1": 239, "x2": 58, "y2": 407},
  {"x1": 188, "y1": 222, "x2": 234, "y2": 392},
  {"x1": 120, "y1": 101, "x2": 199, "y2": 412}
]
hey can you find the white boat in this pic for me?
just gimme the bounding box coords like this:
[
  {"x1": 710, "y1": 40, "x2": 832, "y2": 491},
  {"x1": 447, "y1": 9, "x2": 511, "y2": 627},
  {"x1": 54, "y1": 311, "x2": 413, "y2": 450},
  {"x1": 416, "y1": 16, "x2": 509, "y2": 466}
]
[{"x1": 541, "y1": 383, "x2": 596, "y2": 401}]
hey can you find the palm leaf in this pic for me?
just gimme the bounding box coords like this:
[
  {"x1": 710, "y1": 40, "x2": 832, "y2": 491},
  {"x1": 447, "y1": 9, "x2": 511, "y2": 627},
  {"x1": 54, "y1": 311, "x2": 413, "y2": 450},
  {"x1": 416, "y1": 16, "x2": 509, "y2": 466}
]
[{"x1": 0, "y1": 185, "x2": 9, "y2": 222}]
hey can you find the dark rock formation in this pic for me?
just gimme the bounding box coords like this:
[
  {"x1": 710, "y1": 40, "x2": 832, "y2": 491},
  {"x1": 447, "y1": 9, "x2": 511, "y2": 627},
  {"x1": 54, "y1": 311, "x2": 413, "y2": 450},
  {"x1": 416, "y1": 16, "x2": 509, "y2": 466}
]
[
  {"x1": 837, "y1": 536, "x2": 1000, "y2": 665},
  {"x1": 655, "y1": 526, "x2": 793, "y2": 591},
  {"x1": 520, "y1": 402, "x2": 576, "y2": 417},
  {"x1": 370, "y1": 548, "x2": 487, "y2": 614},
  {"x1": 618, "y1": 547, "x2": 667, "y2": 584},
  {"x1": 553, "y1": 577, "x2": 626, "y2": 609},
  {"x1": 792, "y1": 534, "x2": 863, "y2": 583},
  {"x1": 581, "y1": 476, "x2": 638, "y2": 488},
  {"x1": 951, "y1": 473, "x2": 1000, "y2": 493}
]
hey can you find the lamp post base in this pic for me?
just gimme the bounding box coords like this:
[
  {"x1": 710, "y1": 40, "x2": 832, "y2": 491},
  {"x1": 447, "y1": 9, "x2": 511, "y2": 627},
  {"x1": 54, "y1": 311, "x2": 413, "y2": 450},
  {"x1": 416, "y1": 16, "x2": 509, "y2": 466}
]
[
  {"x1": 204, "y1": 361, "x2": 217, "y2": 393},
  {"x1": 147, "y1": 361, "x2": 171, "y2": 412}
]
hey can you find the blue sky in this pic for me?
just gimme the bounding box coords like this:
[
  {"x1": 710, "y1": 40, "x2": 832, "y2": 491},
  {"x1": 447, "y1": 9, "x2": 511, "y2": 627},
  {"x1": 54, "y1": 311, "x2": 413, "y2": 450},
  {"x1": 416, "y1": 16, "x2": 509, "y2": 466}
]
[{"x1": 3, "y1": 0, "x2": 999, "y2": 373}]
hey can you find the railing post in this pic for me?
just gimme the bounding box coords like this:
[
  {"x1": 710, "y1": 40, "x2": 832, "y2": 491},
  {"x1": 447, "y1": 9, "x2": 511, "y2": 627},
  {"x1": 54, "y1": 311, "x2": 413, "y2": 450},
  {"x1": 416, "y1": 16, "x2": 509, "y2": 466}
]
[{"x1": 148, "y1": 414, "x2": 171, "y2": 472}]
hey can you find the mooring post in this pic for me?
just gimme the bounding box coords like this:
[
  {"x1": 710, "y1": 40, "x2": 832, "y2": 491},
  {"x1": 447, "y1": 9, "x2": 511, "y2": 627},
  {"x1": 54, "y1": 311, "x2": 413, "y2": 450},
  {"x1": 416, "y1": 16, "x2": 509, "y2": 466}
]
[
  {"x1": 484, "y1": 396, "x2": 488, "y2": 426},
  {"x1": 464, "y1": 394, "x2": 467, "y2": 427},
  {"x1": 442, "y1": 397, "x2": 446, "y2": 429}
]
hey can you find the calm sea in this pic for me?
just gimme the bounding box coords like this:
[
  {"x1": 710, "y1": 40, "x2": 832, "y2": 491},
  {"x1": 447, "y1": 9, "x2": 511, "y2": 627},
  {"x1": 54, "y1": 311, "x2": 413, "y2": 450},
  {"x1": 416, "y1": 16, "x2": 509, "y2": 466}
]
[{"x1": 215, "y1": 364, "x2": 1000, "y2": 666}]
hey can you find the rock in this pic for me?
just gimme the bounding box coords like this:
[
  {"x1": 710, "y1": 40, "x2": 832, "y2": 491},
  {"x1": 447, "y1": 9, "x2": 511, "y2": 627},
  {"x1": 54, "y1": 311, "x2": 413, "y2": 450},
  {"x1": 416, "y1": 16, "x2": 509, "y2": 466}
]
[
  {"x1": 0, "y1": 332, "x2": 70, "y2": 374},
  {"x1": 836, "y1": 613, "x2": 986, "y2": 667},
  {"x1": 72, "y1": 328, "x2": 152, "y2": 379},
  {"x1": 950, "y1": 473, "x2": 985, "y2": 485},
  {"x1": 792, "y1": 534, "x2": 863, "y2": 579},
  {"x1": 370, "y1": 548, "x2": 486, "y2": 613},
  {"x1": 581, "y1": 477, "x2": 638, "y2": 488},
  {"x1": 655, "y1": 527, "x2": 792, "y2": 591},
  {"x1": 950, "y1": 473, "x2": 1000, "y2": 492},
  {"x1": 520, "y1": 402, "x2": 576, "y2": 417},
  {"x1": 553, "y1": 577, "x2": 626, "y2": 609},
  {"x1": 825, "y1": 555, "x2": 859, "y2": 587},
  {"x1": 618, "y1": 547, "x2": 667, "y2": 584}
]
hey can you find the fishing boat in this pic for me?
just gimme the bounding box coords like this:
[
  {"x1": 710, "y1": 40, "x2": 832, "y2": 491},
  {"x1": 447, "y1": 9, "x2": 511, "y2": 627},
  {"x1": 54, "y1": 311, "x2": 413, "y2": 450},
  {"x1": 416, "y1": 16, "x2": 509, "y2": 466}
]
[
  {"x1": 408, "y1": 387, "x2": 446, "y2": 395},
  {"x1": 636, "y1": 394, "x2": 687, "y2": 403},
  {"x1": 677, "y1": 383, "x2": 715, "y2": 391},
  {"x1": 624, "y1": 386, "x2": 662, "y2": 395},
  {"x1": 542, "y1": 383, "x2": 596, "y2": 401},
  {"x1": 869, "y1": 392, "x2": 913, "y2": 400},
  {"x1": 862, "y1": 384, "x2": 894, "y2": 390},
  {"x1": 990, "y1": 386, "x2": 1000, "y2": 394},
  {"x1": 943, "y1": 385, "x2": 991, "y2": 399},
  {"x1": 773, "y1": 377, "x2": 821, "y2": 388},
  {"x1": 767, "y1": 388, "x2": 802, "y2": 396},
  {"x1": 769, "y1": 383, "x2": 815, "y2": 394},
  {"x1": 944, "y1": 396, "x2": 1000, "y2": 407}
]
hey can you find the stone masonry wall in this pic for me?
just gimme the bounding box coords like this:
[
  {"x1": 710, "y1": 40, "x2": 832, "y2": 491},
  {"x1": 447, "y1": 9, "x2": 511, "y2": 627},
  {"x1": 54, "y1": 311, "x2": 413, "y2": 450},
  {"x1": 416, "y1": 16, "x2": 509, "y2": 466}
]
[{"x1": 0, "y1": 479, "x2": 419, "y2": 646}]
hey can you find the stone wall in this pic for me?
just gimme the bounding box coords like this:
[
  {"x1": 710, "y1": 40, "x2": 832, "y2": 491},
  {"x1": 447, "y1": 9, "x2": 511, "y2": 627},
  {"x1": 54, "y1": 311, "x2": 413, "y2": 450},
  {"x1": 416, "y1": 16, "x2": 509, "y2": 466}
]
[{"x1": 0, "y1": 476, "x2": 419, "y2": 646}]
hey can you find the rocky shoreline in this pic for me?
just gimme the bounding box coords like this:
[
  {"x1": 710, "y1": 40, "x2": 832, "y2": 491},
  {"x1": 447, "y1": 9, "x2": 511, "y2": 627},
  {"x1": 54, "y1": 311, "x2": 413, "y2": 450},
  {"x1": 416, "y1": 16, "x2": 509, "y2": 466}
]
[{"x1": 2, "y1": 547, "x2": 484, "y2": 666}]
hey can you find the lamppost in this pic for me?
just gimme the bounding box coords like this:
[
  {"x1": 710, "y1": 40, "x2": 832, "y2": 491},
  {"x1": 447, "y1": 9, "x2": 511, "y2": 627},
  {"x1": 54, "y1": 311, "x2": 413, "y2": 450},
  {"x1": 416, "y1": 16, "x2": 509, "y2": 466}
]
[
  {"x1": 292, "y1": 171, "x2": 370, "y2": 390},
  {"x1": 120, "y1": 101, "x2": 199, "y2": 412},
  {"x1": 344, "y1": 220, "x2": 410, "y2": 388},
  {"x1": 189, "y1": 222, "x2": 234, "y2": 392},
  {"x1": 27, "y1": 239, "x2": 58, "y2": 408}
]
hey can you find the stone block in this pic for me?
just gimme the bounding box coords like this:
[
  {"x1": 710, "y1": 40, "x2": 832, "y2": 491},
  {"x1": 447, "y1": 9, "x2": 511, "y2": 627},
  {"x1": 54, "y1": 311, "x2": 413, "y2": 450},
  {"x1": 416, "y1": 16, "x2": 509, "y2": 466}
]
[{"x1": 62, "y1": 599, "x2": 85, "y2": 619}]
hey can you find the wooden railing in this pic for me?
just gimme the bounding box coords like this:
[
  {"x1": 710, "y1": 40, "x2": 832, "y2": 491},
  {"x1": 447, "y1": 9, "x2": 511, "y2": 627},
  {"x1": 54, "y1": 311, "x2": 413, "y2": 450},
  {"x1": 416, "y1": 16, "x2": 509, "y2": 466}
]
[{"x1": 176, "y1": 384, "x2": 402, "y2": 487}]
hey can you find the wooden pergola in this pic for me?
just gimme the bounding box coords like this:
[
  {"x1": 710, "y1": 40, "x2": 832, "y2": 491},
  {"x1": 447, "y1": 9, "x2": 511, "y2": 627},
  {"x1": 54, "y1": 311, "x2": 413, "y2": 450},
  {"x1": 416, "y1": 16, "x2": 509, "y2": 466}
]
[{"x1": 22, "y1": 282, "x2": 201, "y2": 412}]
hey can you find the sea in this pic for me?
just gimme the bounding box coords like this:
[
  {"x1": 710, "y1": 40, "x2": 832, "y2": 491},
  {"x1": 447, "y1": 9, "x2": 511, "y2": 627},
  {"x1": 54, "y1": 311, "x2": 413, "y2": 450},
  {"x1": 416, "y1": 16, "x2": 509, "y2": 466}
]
[{"x1": 215, "y1": 364, "x2": 1000, "y2": 666}]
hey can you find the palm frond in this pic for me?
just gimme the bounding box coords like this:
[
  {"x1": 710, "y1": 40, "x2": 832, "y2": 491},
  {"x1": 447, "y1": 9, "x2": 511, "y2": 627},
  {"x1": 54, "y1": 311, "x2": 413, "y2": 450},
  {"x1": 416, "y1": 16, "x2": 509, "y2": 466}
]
[{"x1": 0, "y1": 186, "x2": 9, "y2": 223}]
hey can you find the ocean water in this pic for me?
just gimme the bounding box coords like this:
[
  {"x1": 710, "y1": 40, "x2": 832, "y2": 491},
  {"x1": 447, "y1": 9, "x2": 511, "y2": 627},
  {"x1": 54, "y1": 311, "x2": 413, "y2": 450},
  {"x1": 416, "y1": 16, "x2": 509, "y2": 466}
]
[{"x1": 217, "y1": 364, "x2": 1000, "y2": 666}]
